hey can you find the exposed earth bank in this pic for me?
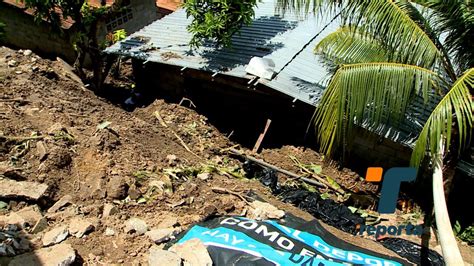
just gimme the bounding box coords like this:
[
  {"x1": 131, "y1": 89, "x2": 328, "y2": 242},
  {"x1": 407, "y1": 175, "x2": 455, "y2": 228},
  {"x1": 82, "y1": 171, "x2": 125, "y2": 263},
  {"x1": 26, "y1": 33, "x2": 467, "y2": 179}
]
[{"x1": 1, "y1": 47, "x2": 472, "y2": 265}]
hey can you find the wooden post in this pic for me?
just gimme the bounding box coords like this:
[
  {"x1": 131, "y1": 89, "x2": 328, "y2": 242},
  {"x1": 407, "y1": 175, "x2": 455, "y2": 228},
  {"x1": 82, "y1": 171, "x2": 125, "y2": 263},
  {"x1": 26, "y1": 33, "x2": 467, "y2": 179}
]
[{"x1": 252, "y1": 119, "x2": 271, "y2": 153}]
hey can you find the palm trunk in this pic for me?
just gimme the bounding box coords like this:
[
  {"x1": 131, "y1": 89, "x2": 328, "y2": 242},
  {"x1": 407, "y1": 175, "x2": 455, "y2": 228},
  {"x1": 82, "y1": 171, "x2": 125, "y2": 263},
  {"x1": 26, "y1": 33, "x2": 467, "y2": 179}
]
[{"x1": 432, "y1": 140, "x2": 464, "y2": 265}]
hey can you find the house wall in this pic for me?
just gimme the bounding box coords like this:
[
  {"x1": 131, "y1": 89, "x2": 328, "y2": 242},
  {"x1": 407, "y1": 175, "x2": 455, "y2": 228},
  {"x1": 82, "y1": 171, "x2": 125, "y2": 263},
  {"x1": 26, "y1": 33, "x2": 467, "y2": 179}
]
[
  {"x1": 349, "y1": 127, "x2": 413, "y2": 170},
  {"x1": 0, "y1": 0, "x2": 158, "y2": 63},
  {"x1": 0, "y1": 2, "x2": 77, "y2": 62},
  {"x1": 97, "y1": 0, "x2": 159, "y2": 39}
]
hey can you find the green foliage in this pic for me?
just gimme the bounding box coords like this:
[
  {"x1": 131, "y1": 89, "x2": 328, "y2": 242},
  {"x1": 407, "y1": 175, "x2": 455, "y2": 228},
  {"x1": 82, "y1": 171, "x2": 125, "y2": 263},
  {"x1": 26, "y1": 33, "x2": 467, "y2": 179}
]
[
  {"x1": 454, "y1": 221, "x2": 474, "y2": 245},
  {"x1": 183, "y1": 0, "x2": 259, "y2": 47},
  {"x1": 417, "y1": 0, "x2": 474, "y2": 72},
  {"x1": 314, "y1": 26, "x2": 390, "y2": 65},
  {"x1": 22, "y1": 0, "x2": 86, "y2": 30},
  {"x1": 112, "y1": 29, "x2": 127, "y2": 43},
  {"x1": 411, "y1": 68, "x2": 474, "y2": 167},
  {"x1": 340, "y1": 1, "x2": 443, "y2": 70},
  {"x1": 303, "y1": 0, "x2": 473, "y2": 167},
  {"x1": 314, "y1": 63, "x2": 440, "y2": 156}
]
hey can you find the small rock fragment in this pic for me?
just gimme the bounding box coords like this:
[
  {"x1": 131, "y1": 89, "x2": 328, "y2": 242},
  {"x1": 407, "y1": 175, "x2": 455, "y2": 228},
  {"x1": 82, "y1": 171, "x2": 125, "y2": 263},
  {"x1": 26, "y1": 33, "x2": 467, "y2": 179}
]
[
  {"x1": 8, "y1": 60, "x2": 18, "y2": 67},
  {"x1": 104, "y1": 227, "x2": 115, "y2": 236},
  {"x1": 102, "y1": 203, "x2": 118, "y2": 217},
  {"x1": 145, "y1": 228, "x2": 180, "y2": 244},
  {"x1": 68, "y1": 217, "x2": 94, "y2": 238},
  {"x1": 0, "y1": 205, "x2": 43, "y2": 229},
  {"x1": 170, "y1": 239, "x2": 212, "y2": 266},
  {"x1": 48, "y1": 195, "x2": 72, "y2": 213},
  {"x1": 127, "y1": 185, "x2": 142, "y2": 200},
  {"x1": 148, "y1": 246, "x2": 181, "y2": 266},
  {"x1": 9, "y1": 243, "x2": 76, "y2": 266},
  {"x1": 36, "y1": 141, "x2": 48, "y2": 161},
  {"x1": 124, "y1": 218, "x2": 148, "y2": 235},
  {"x1": 42, "y1": 225, "x2": 69, "y2": 246},
  {"x1": 23, "y1": 50, "x2": 33, "y2": 56},
  {"x1": 47, "y1": 122, "x2": 66, "y2": 135},
  {"x1": 197, "y1": 173, "x2": 210, "y2": 181},
  {"x1": 157, "y1": 215, "x2": 178, "y2": 229},
  {"x1": 248, "y1": 200, "x2": 285, "y2": 220},
  {"x1": 166, "y1": 154, "x2": 177, "y2": 165},
  {"x1": 31, "y1": 217, "x2": 48, "y2": 234},
  {"x1": 0, "y1": 179, "x2": 48, "y2": 200},
  {"x1": 106, "y1": 177, "x2": 128, "y2": 200}
]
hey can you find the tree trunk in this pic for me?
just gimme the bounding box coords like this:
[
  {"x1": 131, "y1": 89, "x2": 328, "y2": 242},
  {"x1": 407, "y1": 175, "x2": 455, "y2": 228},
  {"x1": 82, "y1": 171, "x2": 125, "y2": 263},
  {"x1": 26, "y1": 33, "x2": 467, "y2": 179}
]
[{"x1": 432, "y1": 144, "x2": 464, "y2": 265}]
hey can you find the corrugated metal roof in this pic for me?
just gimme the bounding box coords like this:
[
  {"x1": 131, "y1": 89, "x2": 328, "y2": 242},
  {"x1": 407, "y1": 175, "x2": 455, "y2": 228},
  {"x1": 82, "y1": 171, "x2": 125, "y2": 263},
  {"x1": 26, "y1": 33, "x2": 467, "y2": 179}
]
[
  {"x1": 106, "y1": 0, "x2": 340, "y2": 105},
  {"x1": 106, "y1": 0, "x2": 437, "y2": 147}
]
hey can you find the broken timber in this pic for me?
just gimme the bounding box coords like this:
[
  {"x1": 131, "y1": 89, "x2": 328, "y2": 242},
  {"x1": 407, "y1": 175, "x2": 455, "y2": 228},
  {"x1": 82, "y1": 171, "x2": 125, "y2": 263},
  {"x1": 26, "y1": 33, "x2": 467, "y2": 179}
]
[
  {"x1": 252, "y1": 119, "x2": 272, "y2": 153},
  {"x1": 229, "y1": 148, "x2": 324, "y2": 188}
]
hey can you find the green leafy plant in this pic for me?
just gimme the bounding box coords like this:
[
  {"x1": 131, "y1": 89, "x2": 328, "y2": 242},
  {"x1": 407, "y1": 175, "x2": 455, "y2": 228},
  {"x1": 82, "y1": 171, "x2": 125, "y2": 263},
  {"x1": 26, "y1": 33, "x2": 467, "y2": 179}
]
[
  {"x1": 183, "y1": 0, "x2": 260, "y2": 47},
  {"x1": 112, "y1": 29, "x2": 127, "y2": 43},
  {"x1": 21, "y1": 1, "x2": 128, "y2": 90},
  {"x1": 454, "y1": 222, "x2": 474, "y2": 245}
]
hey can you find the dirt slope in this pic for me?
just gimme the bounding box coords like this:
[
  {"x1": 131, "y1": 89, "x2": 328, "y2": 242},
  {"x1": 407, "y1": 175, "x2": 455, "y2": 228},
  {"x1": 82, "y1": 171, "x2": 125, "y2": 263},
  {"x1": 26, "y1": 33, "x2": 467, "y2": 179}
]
[{"x1": 1, "y1": 46, "x2": 470, "y2": 265}]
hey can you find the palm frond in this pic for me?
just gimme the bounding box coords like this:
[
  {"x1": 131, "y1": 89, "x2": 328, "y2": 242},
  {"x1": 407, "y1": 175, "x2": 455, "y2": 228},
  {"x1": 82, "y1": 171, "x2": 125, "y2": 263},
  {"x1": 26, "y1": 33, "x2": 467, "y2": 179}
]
[
  {"x1": 341, "y1": 1, "x2": 443, "y2": 70},
  {"x1": 314, "y1": 26, "x2": 390, "y2": 64},
  {"x1": 411, "y1": 68, "x2": 474, "y2": 167},
  {"x1": 314, "y1": 62, "x2": 441, "y2": 156},
  {"x1": 414, "y1": 0, "x2": 474, "y2": 72}
]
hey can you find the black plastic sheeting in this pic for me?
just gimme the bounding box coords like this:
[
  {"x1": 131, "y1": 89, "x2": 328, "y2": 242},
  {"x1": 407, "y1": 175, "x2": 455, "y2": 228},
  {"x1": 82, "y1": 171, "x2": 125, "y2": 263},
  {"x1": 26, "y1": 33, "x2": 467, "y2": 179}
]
[
  {"x1": 242, "y1": 160, "x2": 445, "y2": 266},
  {"x1": 379, "y1": 238, "x2": 445, "y2": 266},
  {"x1": 243, "y1": 161, "x2": 363, "y2": 234}
]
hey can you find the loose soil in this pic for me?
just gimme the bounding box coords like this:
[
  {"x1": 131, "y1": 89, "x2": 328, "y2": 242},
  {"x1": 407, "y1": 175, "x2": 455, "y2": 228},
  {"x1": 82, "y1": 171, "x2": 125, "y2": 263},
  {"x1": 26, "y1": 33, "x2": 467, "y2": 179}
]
[{"x1": 1, "y1": 46, "x2": 472, "y2": 265}]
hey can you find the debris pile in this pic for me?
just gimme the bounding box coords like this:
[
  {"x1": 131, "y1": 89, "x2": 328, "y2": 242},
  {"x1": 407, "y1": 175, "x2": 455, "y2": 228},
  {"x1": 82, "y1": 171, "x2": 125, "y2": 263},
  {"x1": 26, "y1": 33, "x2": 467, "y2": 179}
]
[{"x1": 1, "y1": 46, "x2": 471, "y2": 264}]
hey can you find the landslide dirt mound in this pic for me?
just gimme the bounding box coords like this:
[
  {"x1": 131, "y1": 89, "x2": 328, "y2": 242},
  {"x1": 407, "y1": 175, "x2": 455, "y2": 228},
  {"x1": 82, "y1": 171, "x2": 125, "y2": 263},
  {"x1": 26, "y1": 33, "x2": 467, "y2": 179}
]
[{"x1": 1, "y1": 46, "x2": 471, "y2": 265}]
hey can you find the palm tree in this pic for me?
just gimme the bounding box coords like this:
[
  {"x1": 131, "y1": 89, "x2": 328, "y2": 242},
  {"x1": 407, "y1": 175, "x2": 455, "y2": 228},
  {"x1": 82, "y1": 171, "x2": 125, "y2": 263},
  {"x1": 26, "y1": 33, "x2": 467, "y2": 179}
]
[{"x1": 277, "y1": 0, "x2": 473, "y2": 264}]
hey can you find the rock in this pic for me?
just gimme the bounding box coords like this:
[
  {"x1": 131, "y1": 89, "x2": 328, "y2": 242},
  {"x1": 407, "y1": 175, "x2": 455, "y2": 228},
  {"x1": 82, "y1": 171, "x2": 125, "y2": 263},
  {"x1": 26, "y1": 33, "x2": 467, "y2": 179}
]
[
  {"x1": 31, "y1": 217, "x2": 48, "y2": 234},
  {"x1": 36, "y1": 141, "x2": 48, "y2": 161},
  {"x1": 23, "y1": 50, "x2": 32, "y2": 56},
  {"x1": 0, "y1": 205, "x2": 42, "y2": 229},
  {"x1": 48, "y1": 195, "x2": 72, "y2": 213},
  {"x1": 170, "y1": 239, "x2": 212, "y2": 266},
  {"x1": 247, "y1": 200, "x2": 285, "y2": 220},
  {"x1": 166, "y1": 154, "x2": 177, "y2": 165},
  {"x1": 148, "y1": 246, "x2": 181, "y2": 266},
  {"x1": 127, "y1": 185, "x2": 141, "y2": 200},
  {"x1": 14, "y1": 205, "x2": 43, "y2": 228},
  {"x1": 104, "y1": 227, "x2": 115, "y2": 236},
  {"x1": 124, "y1": 218, "x2": 148, "y2": 235},
  {"x1": 7, "y1": 60, "x2": 18, "y2": 67},
  {"x1": 106, "y1": 177, "x2": 128, "y2": 200},
  {"x1": 157, "y1": 215, "x2": 178, "y2": 229},
  {"x1": 145, "y1": 228, "x2": 180, "y2": 244},
  {"x1": 68, "y1": 217, "x2": 94, "y2": 238},
  {"x1": 42, "y1": 225, "x2": 69, "y2": 246},
  {"x1": 0, "y1": 179, "x2": 48, "y2": 200},
  {"x1": 148, "y1": 175, "x2": 173, "y2": 195},
  {"x1": 197, "y1": 173, "x2": 210, "y2": 181},
  {"x1": 102, "y1": 203, "x2": 118, "y2": 217},
  {"x1": 47, "y1": 122, "x2": 66, "y2": 135},
  {"x1": 9, "y1": 243, "x2": 76, "y2": 266}
]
